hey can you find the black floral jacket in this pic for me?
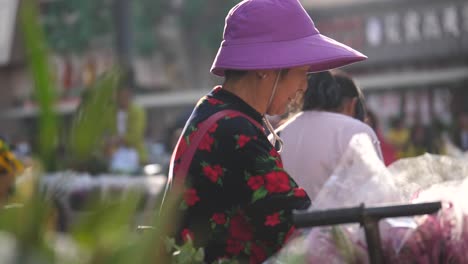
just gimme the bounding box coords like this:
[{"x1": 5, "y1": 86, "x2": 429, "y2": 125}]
[{"x1": 172, "y1": 86, "x2": 311, "y2": 263}]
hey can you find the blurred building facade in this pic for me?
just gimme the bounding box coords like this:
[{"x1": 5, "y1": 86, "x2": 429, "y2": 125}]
[
  {"x1": 306, "y1": 0, "x2": 468, "y2": 131},
  {"x1": 0, "y1": 0, "x2": 467, "y2": 156}
]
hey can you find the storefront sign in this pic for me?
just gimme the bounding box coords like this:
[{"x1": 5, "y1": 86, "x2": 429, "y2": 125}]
[
  {"x1": 365, "y1": 4, "x2": 468, "y2": 47},
  {"x1": 311, "y1": 0, "x2": 468, "y2": 66},
  {"x1": 0, "y1": 0, "x2": 19, "y2": 66}
]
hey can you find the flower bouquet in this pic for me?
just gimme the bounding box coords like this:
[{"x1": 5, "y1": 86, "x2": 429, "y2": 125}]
[{"x1": 268, "y1": 134, "x2": 468, "y2": 263}]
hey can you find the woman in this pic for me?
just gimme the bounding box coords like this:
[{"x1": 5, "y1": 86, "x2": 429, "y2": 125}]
[
  {"x1": 276, "y1": 71, "x2": 381, "y2": 201},
  {"x1": 165, "y1": 0, "x2": 366, "y2": 262}
]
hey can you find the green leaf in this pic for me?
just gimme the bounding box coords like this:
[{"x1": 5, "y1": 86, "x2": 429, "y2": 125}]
[
  {"x1": 331, "y1": 226, "x2": 359, "y2": 263},
  {"x1": 21, "y1": 0, "x2": 59, "y2": 170},
  {"x1": 179, "y1": 201, "x2": 188, "y2": 210},
  {"x1": 67, "y1": 71, "x2": 120, "y2": 166},
  {"x1": 194, "y1": 248, "x2": 205, "y2": 262},
  {"x1": 252, "y1": 188, "x2": 268, "y2": 202},
  {"x1": 244, "y1": 241, "x2": 251, "y2": 254},
  {"x1": 165, "y1": 237, "x2": 177, "y2": 253}
]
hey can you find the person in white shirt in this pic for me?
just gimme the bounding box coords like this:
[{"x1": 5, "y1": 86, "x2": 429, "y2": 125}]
[{"x1": 274, "y1": 71, "x2": 382, "y2": 200}]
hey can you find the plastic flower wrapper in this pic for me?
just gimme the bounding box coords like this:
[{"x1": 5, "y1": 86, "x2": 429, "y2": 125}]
[
  {"x1": 267, "y1": 133, "x2": 468, "y2": 263},
  {"x1": 268, "y1": 134, "x2": 402, "y2": 263},
  {"x1": 312, "y1": 133, "x2": 403, "y2": 210},
  {"x1": 388, "y1": 154, "x2": 468, "y2": 200}
]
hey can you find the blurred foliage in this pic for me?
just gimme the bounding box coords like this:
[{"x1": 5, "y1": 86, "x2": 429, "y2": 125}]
[
  {"x1": 67, "y1": 71, "x2": 119, "y2": 171},
  {"x1": 20, "y1": 0, "x2": 59, "y2": 171},
  {"x1": 40, "y1": 0, "x2": 242, "y2": 56},
  {"x1": 41, "y1": 0, "x2": 114, "y2": 54},
  {"x1": 179, "y1": 0, "x2": 241, "y2": 50},
  {"x1": 132, "y1": 0, "x2": 169, "y2": 56},
  {"x1": 0, "y1": 163, "x2": 193, "y2": 264}
]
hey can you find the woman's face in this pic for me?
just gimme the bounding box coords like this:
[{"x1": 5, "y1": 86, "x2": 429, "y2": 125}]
[{"x1": 267, "y1": 65, "x2": 309, "y2": 115}]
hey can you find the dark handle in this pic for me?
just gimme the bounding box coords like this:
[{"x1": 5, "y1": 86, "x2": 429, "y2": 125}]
[{"x1": 293, "y1": 202, "x2": 442, "y2": 228}]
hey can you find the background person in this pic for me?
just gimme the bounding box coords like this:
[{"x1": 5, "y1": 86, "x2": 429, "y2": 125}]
[{"x1": 276, "y1": 71, "x2": 381, "y2": 200}]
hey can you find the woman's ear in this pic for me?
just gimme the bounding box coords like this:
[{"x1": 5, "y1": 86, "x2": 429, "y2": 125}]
[{"x1": 255, "y1": 71, "x2": 268, "y2": 79}]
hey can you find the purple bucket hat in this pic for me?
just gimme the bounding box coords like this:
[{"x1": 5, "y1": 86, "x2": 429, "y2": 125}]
[{"x1": 210, "y1": 0, "x2": 367, "y2": 76}]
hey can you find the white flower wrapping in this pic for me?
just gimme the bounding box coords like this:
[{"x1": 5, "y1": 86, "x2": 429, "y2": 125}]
[{"x1": 269, "y1": 133, "x2": 468, "y2": 263}]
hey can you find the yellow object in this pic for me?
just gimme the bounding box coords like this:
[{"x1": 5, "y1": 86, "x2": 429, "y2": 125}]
[
  {"x1": 0, "y1": 139, "x2": 24, "y2": 203},
  {"x1": 387, "y1": 128, "x2": 410, "y2": 158}
]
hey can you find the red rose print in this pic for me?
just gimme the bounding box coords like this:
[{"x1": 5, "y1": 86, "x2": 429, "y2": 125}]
[
  {"x1": 229, "y1": 214, "x2": 253, "y2": 241},
  {"x1": 274, "y1": 158, "x2": 283, "y2": 169},
  {"x1": 212, "y1": 213, "x2": 227, "y2": 225},
  {"x1": 269, "y1": 148, "x2": 279, "y2": 158},
  {"x1": 237, "y1": 135, "x2": 252, "y2": 148},
  {"x1": 198, "y1": 134, "x2": 214, "y2": 152},
  {"x1": 208, "y1": 98, "x2": 224, "y2": 105},
  {"x1": 181, "y1": 228, "x2": 194, "y2": 242},
  {"x1": 247, "y1": 176, "x2": 264, "y2": 190},
  {"x1": 184, "y1": 188, "x2": 200, "y2": 206},
  {"x1": 214, "y1": 165, "x2": 223, "y2": 175},
  {"x1": 203, "y1": 164, "x2": 223, "y2": 183},
  {"x1": 249, "y1": 244, "x2": 267, "y2": 264},
  {"x1": 226, "y1": 239, "x2": 244, "y2": 255},
  {"x1": 265, "y1": 212, "x2": 281, "y2": 227},
  {"x1": 284, "y1": 226, "x2": 296, "y2": 243},
  {"x1": 293, "y1": 188, "x2": 307, "y2": 198},
  {"x1": 264, "y1": 171, "x2": 291, "y2": 193},
  {"x1": 208, "y1": 123, "x2": 218, "y2": 133}
]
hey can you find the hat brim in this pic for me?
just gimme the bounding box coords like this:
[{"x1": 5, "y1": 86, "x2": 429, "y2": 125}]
[{"x1": 210, "y1": 33, "x2": 367, "y2": 77}]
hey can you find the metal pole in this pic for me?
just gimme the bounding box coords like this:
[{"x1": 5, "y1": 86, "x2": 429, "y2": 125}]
[
  {"x1": 362, "y1": 216, "x2": 383, "y2": 264},
  {"x1": 293, "y1": 202, "x2": 442, "y2": 264},
  {"x1": 113, "y1": 0, "x2": 133, "y2": 80}
]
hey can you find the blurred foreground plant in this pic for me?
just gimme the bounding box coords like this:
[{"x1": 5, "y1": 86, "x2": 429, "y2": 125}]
[
  {"x1": 67, "y1": 71, "x2": 120, "y2": 173},
  {"x1": 20, "y1": 0, "x2": 58, "y2": 171},
  {"x1": 12, "y1": 1, "x2": 246, "y2": 263}
]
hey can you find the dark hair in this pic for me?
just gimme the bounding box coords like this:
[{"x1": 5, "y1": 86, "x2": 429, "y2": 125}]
[
  {"x1": 302, "y1": 71, "x2": 340, "y2": 111},
  {"x1": 333, "y1": 71, "x2": 366, "y2": 121},
  {"x1": 302, "y1": 71, "x2": 366, "y2": 121},
  {"x1": 224, "y1": 69, "x2": 291, "y2": 84},
  {"x1": 224, "y1": 70, "x2": 249, "y2": 83}
]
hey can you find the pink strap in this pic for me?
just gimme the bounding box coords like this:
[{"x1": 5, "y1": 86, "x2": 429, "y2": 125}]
[{"x1": 172, "y1": 109, "x2": 264, "y2": 182}]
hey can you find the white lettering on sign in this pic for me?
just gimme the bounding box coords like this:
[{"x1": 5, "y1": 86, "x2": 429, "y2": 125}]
[
  {"x1": 422, "y1": 10, "x2": 442, "y2": 39},
  {"x1": 385, "y1": 14, "x2": 401, "y2": 43},
  {"x1": 366, "y1": 17, "x2": 383, "y2": 46},
  {"x1": 443, "y1": 6, "x2": 460, "y2": 37},
  {"x1": 404, "y1": 11, "x2": 421, "y2": 43},
  {"x1": 364, "y1": 3, "x2": 467, "y2": 47}
]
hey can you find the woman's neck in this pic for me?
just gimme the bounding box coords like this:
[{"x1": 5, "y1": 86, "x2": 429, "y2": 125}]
[{"x1": 223, "y1": 77, "x2": 268, "y2": 115}]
